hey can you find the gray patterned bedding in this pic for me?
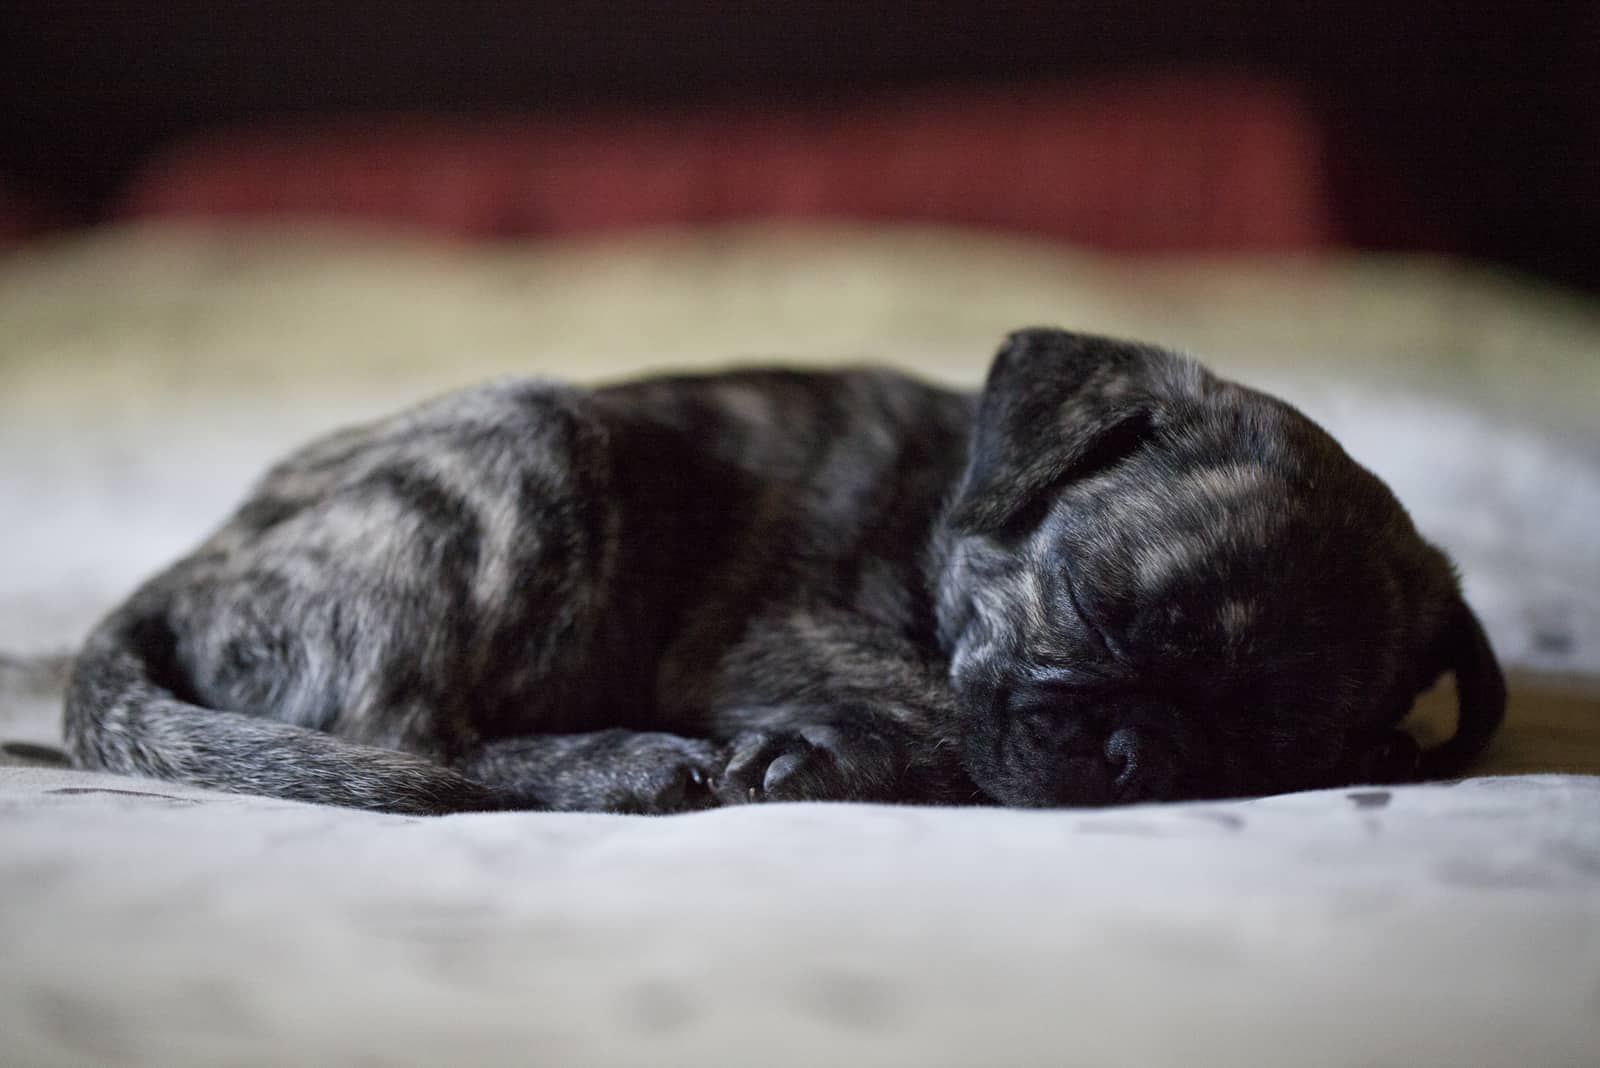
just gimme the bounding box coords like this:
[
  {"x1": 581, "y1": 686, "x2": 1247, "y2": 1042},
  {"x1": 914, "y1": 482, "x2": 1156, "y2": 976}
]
[{"x1": 2, "y1": 225, "x2": 1597, "y2": 1065}]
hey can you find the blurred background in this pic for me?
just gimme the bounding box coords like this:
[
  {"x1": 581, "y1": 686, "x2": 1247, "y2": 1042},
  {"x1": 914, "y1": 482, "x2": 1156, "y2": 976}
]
[
  {"x1": 0, "y1": 2, "x2": 1595, "y2": 676},
  {"x1": 1, "y1": 2, "x2": 1596, "y2": 287}
]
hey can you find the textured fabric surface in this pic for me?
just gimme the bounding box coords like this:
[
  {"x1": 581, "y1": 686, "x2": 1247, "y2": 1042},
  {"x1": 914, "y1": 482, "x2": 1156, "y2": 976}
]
[
  {"x1": 2, "y1": 224, "x2": 1598, "y2": 1064},
  {"x1": 2, "y1": 769, "x2": 1598, "y2": 1067}
]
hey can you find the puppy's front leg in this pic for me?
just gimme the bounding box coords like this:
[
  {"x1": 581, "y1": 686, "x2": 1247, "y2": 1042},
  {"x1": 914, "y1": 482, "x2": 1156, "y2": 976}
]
[
  {"x1": 456, "y1": 730, "x2": 722, "y2": 814},
  {"x1": 706, "y1": 612, "x2": 978, "y2": 805}
]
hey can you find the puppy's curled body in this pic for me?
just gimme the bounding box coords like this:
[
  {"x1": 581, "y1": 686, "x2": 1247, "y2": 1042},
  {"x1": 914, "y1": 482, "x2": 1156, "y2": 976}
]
[
  {"x1": 69, "y1": 370, "x2": 978, "y2": 812},
  {"x1": 65, "y1": 331, "x2": 1505, "y2": 812}
]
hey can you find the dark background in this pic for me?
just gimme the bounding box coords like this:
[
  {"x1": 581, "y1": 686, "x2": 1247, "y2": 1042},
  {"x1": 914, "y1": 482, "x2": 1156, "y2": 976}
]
[{"x1": 3, "y1": 2, "x2": 1596, "y2": 290}]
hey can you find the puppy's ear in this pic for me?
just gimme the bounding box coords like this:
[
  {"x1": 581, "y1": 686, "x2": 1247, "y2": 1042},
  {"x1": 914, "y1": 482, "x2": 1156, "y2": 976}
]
[
  {"x1": 1417, "y1": 599, "x2": 1507, "y2": 778},
  {"x1": 949, "y1": 328, "x2": 1187, "y2": 534}
]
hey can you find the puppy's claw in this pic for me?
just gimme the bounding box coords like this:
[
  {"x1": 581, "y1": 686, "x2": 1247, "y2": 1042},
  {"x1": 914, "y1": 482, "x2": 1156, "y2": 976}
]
[
  {"x1": 715, "y1": 725, "x2": 882, "y2": 803},
  {"x1": 762, "y1": 751, "x2": 805, "y2": 793}
]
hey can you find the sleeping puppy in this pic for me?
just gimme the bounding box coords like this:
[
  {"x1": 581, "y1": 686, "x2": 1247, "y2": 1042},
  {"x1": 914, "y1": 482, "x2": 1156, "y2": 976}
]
[{"x1": 63, "y1": 328, "x2": 1504, "y2": 813}]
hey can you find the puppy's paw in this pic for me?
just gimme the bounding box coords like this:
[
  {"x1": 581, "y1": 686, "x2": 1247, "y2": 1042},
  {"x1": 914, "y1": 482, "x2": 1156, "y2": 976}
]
[
  {"x1": 716, "y1": 727, "x2": 843, "y2": 803},
  {"x1": 715, "y1": 725, "x2": 895, "y2": 804},
  {"x1": 462, "y1": 730, "x2": 723, "y2": 814},
  {"x1": 614, "y1": 734, "x2": 724, "y2": 814}
]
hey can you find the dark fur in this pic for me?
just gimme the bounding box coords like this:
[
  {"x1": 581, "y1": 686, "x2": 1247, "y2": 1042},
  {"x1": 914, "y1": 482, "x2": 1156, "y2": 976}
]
[{"x1": 63, "y1": 329, "x2": 1505, "y2": 814}]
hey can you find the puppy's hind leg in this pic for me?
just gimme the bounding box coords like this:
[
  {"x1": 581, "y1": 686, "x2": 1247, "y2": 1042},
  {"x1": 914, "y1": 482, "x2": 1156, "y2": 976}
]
[{"x1": 457, "y1": 730, "x2": 724, "y2": 814}]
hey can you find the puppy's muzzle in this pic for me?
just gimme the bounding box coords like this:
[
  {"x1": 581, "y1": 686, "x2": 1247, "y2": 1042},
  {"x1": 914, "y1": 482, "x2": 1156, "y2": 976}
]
[
  {"x1": 982, "y1": 689, "x2": 1190, "y2": 806},
  {"x1": 1103, "y1": 727, "x2": 1180, "y2": 801}
]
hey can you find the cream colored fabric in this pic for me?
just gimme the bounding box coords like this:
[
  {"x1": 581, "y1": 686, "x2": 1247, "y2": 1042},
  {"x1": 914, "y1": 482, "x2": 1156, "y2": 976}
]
[{"x1": 2, "y1": 224, "x2": 1598, "y2": 1065}]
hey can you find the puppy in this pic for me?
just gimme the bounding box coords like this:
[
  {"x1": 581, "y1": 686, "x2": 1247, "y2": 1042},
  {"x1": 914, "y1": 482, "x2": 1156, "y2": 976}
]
[{"x1": 63, "y1": 329, "x2": 1504, "y2": 813}]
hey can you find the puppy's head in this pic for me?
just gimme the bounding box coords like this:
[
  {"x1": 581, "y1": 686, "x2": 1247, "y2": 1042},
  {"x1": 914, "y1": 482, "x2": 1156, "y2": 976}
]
[{"x1": 937, "y1": 328, "x2": 1504, "y2": 806}]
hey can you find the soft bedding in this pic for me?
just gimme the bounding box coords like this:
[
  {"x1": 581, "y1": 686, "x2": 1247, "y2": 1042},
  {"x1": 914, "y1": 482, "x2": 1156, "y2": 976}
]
[{"x1": 2, "y1": 224, "x2": 1597, "y2": 1065}]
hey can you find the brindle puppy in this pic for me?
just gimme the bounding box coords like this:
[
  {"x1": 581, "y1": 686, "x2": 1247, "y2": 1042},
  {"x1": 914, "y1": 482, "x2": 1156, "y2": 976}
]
[{"x1": 63, "y1": 329, "x2": 1505, "y2": 814}]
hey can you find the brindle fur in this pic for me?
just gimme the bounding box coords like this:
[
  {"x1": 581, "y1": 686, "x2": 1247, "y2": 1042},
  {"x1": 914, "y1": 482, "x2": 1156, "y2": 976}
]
[{"x1": 63, "y1": 329, "x2": 1505, "y2": 813}]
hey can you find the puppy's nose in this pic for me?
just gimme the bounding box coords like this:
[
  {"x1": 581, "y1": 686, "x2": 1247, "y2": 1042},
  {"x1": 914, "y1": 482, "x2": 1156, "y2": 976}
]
[{"x1": 1104, "y1": 727, "x2": 1178, "y2": 801}]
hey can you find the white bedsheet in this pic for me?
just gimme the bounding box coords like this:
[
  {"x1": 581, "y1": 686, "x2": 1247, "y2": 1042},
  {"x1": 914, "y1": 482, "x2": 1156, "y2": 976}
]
[{"x1": 3, "y1": 769, "x2": 1598, "y2": 1067}]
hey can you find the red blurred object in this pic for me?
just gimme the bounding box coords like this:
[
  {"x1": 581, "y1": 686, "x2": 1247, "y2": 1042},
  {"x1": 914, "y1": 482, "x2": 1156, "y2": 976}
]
[{"x1": 118, "y1": 79, "x2": 1356, "y2": 253}]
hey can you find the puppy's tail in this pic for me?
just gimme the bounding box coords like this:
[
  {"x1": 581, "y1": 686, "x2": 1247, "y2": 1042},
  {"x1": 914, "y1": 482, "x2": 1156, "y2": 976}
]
[
  {"x1": 63, "y1": 601, "x2": 497, "y2": 815},
  {"x1": 1419, "y1": 599, "x2": 1507, "y2": 778}
]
